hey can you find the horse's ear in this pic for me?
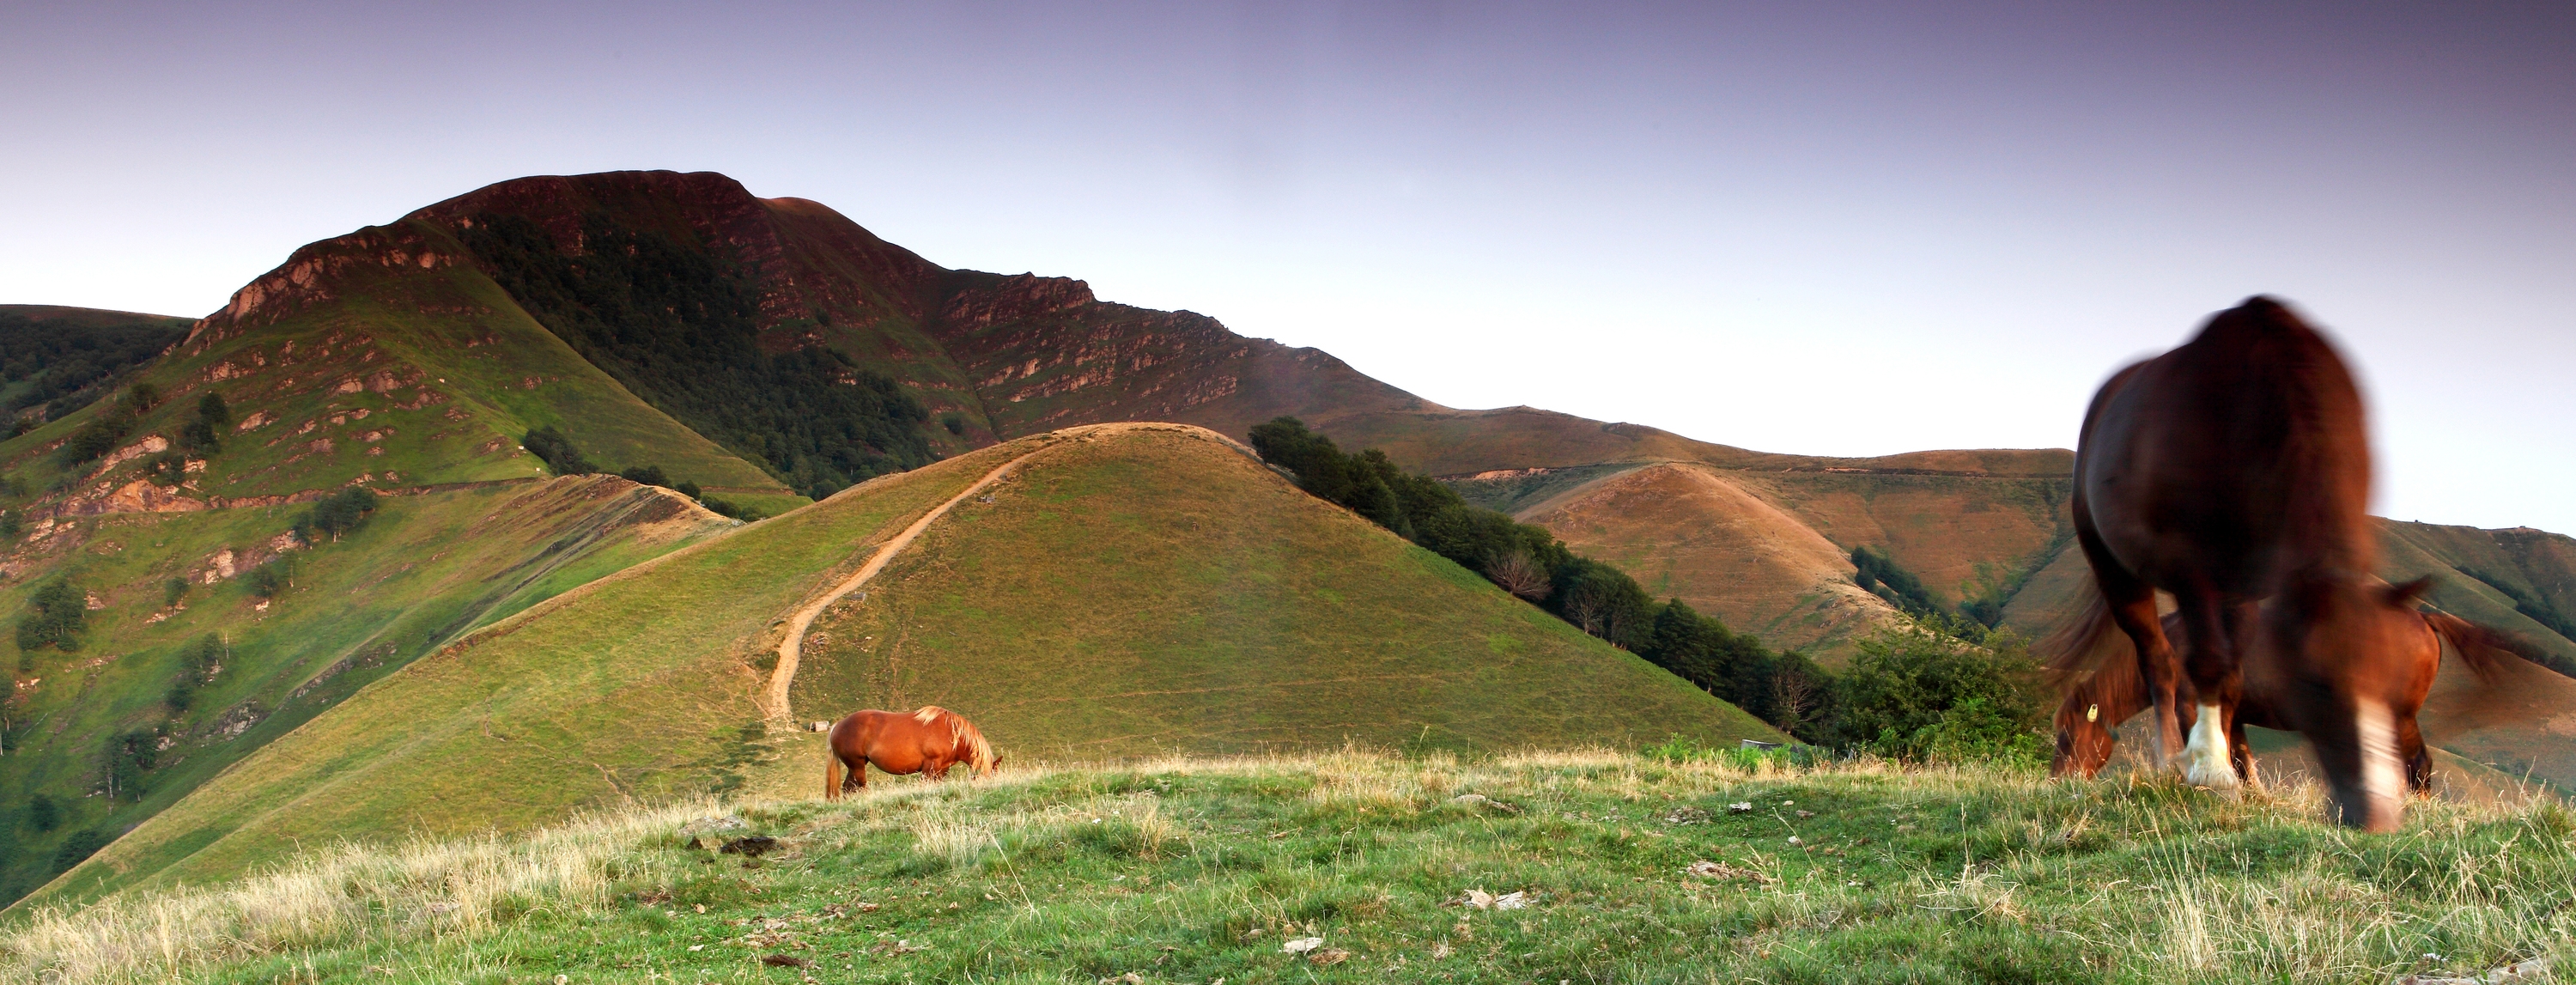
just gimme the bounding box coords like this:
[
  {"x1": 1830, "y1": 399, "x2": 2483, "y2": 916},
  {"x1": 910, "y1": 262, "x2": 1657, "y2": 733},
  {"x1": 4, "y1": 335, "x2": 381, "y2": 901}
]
[{"x1": 2384, "y1": 577, "x2": 2434, "y2": 610}]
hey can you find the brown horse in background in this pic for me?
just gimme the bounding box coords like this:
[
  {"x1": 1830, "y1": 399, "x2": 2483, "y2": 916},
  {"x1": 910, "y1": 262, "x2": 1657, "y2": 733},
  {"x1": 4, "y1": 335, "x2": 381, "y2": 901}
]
[
  {"x1": 823, "y1": 706, "x2": 999, "y2": 800},
  {"x1": 2052, "y1": 599, "x2": 2512, "y2": 789},
  {"x1": 2048, "y1": 296, "x2": 2451, "y2": 830}
]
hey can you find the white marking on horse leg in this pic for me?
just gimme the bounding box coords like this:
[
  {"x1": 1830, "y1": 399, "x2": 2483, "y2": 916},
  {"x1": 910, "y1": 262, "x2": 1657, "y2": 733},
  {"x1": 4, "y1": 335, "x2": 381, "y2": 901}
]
[
  {"x1": 2183, "y1": 702, "x2": 2238, "y2": 788},
  {"x1": 2357, "y1": 700, "x2": 2403, "y2": 828}
]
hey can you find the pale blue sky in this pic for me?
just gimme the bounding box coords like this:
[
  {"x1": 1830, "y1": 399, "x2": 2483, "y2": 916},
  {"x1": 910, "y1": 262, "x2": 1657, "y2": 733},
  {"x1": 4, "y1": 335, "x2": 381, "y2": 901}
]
[{"x1": 3, "y1": 2, "x2": 2569, "y2": 532}]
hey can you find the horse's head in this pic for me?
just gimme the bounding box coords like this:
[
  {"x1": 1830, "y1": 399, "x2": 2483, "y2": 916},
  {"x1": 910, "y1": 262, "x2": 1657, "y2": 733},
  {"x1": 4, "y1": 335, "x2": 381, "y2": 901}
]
[
  {"x1": 2051, "y1": 696, "x2": 2117, "y2": 778},
  {"x1": 2267, "y1": 573, "x2": 2435, "y2": 830}
]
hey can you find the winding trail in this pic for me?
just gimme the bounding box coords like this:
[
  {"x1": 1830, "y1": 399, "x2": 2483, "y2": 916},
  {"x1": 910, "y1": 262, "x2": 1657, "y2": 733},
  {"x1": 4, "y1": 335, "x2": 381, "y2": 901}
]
[{"x1": 763, "y1": 424, "x2": 1209, "y2": 721}]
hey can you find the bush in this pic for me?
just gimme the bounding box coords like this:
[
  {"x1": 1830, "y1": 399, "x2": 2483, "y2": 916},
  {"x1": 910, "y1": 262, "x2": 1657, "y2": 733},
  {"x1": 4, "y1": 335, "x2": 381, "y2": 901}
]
[
  {"x1": 1836, "y1": 619, "x2": 2046, "y2": 766},
  {"x1": 697, "y1": 494, "x2": 765, "y2": 522},
  {"x1": 50, "y1": 827, "x2": 111, "y2": 873},
  {"x1": 299, "y1": 488, "x2": 379, "y2": 542},
  {"x1": 245, "y1": 560, "x2": 290, "y2": 599},
  {"x1": 162, "y1": 577, "x2": 188, "y2": 608},
  {"x1": 24, "y1": 794, "x2": 60, "y2": 833},
  {"x1": 15, "y1": 579, "x2": 85, "y2": 656},
  {"x1": 619, "y1": 464, "x2": 671, "y2": 488},
  {"x1": 521, "y1": 426, "x2": 594, "y2": 476},
  {"x1": 0, "y1": 510, "x2": 18, "y2": 541}
]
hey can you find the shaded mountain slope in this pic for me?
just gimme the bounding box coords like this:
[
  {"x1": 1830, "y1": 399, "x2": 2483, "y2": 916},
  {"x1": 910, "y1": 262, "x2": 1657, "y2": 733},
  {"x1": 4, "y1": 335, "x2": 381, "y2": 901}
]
[
  {"x1": 31, "y1": 424, "x2": 1771, "y2": 909},
  {"x1": 0, "y1": 306, "x2": 192, "y2": 427},
  {"x1": 402, "y1": 171, "x2": 1435, "y2": 464}
]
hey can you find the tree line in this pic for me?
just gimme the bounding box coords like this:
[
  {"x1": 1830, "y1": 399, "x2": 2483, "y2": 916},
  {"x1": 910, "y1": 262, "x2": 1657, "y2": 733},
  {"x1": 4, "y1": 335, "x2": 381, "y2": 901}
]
[{"x1": 1249, "y1": 417, "x2": 2046, "y2": 757}]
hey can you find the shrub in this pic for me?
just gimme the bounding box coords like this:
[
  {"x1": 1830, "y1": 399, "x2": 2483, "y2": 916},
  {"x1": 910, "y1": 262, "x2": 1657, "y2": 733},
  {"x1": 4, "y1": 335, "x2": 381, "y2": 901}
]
[
  {"x1": 295, "y1": 488, "x2": 380, "y2": 544},
  {"x1": 521, "y1": 426, "x2": 594, "y2": 476},
  {"x1": 698, "y1": 494, "x2": 765, "y2": 522},
  {"x1": 0, "y1": 510, "x2": 18, "y2": 541},
  {"x1": 162, "y1": 577, "x2": 188, "y2": 608},
  {"x1": 24, "y1": 794, "x2": 60, "y2": 833},
  {"x1": 50, "y1": 827, "x2": 110, "y2": 872},
  {"x1": 245, "y1": 560, "x2": 289, "y2": 599},
  {"x1": 619, "y1": 464, "x2": 671, "y2": 488},
  {"x1": 1836, "y1": 619, "x2": 2046, "y2": 766}
]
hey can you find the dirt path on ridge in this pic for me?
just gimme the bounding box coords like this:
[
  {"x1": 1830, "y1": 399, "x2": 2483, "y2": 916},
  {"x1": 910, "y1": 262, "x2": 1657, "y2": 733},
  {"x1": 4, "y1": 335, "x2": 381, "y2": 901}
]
[{"x1": 762, "y1": 423, "x2": 1201, "y2": 721}]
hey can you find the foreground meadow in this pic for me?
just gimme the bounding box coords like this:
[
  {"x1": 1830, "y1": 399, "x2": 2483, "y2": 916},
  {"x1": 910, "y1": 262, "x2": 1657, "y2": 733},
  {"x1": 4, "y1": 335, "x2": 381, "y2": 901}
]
[{"x1": 6, "y1": 749, "x2": 2570, "y2": 983}]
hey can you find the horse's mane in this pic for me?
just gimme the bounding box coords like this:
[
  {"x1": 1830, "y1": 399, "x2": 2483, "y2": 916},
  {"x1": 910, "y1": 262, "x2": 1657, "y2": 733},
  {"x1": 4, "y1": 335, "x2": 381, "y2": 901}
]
[{"x1": 913, "y1": 706, "x2": 995, "y2": 771}]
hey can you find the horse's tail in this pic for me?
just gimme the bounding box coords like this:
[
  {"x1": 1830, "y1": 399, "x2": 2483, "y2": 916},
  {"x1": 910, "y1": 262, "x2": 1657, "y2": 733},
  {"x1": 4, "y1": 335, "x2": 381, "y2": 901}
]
[
  {"x1": 823, "y1": 748, "x2": 844, "y2": 802},
  {"x1": 2037, "y1": 580, "x2": 2135, "y2": 683},
  {"x1": 2421, "y1": 610, "x2": 2524, "y2": 684}
]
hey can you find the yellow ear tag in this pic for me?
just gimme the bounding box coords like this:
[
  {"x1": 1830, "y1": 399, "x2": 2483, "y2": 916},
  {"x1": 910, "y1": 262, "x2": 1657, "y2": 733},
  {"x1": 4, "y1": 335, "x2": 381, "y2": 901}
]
[{"x1": 2087, "y1": 704, "x2": 2099, "y2": 723}]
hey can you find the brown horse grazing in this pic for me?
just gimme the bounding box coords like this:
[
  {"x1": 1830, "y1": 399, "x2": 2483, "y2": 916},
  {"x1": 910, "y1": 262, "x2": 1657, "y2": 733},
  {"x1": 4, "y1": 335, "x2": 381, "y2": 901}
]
[
  {"x1": 822, "y1": 707, "x2": 999, "y2": 800},
  {"x1": 2049, "y1": 296, "x2": 2444, "y2": 830},
  {"x1": 2052, "y1": 599, "x2": 2512, "y2": 791}
]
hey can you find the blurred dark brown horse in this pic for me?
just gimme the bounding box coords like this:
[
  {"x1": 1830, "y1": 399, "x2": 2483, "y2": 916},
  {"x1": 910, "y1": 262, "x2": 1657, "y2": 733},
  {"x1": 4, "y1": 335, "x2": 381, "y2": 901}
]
[
  {"x1": 2051, "y1": 601, "x2": 2511, "y2": 791},
  {"x1": 823, "y1": 706, "x2": 999, "y2": 800},
  {"x1": 2047, "y1": 296, "x2": 2452, "y2": 830}
]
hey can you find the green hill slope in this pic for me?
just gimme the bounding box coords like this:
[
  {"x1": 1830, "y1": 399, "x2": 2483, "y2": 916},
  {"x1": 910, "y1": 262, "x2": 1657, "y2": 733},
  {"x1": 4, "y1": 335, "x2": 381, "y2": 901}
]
[
  {"x1": 27, "y1": 424, "x2": 1771, "y2": 911},
  {"x1": 786, "y1": 426, "x2": 1768, "y2": 757},
  {"x1": 0, "y1": 476, "x2": 736, "y2": 903}
]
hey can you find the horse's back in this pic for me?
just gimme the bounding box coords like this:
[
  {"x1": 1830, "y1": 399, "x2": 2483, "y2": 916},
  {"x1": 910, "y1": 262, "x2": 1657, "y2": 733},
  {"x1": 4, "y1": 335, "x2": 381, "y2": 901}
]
[{"x1": 2075, "y1": 297, "x2": 2374, "y2": 590}]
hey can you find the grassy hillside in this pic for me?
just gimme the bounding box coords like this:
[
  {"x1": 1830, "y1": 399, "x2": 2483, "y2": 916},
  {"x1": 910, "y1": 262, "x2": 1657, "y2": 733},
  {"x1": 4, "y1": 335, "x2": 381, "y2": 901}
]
[
  {"x1": 28, "y1": 425, "x2": 1768, "y2": 911},
  {"x1": 8, "y1": 751, "x2": 2568, "y2": 984},
  {"x1": 787, "y1": 427, "x2": 1772, "y2": 758},
  {"x1": 0, "y1": 476, "x2": 735, "y2": 904},
  {"x1": 0, "y1": 222, "x2": 799, "y2": 525}
]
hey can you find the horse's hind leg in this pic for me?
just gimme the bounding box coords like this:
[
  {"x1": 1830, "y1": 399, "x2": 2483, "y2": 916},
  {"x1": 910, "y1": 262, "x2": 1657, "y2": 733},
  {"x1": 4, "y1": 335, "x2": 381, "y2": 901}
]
[
  {"x1": 2399, "y1": 714, "x2": 2434, "y2": 795},
  {"x1": 2228, "y1": 716, "x2": 2258, "y2": 788}
]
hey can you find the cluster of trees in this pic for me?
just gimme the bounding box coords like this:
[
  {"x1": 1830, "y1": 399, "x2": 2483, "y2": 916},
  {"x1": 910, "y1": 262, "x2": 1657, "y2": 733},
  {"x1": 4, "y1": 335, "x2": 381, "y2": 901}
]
[
  {"x1": 462, "y1": 212, "x2": 933, "y2": 500},
  {"x1": 15, "y1": 578, "x2": 85, "y2": 666},
  {"x1": 1250, "y1": 417, "x2": 2049, "y2": 755},
  {"x1": 160, "y1": 635, "x2": 228, "y2": 713},
  {"x1": 522, "y1": 428, "x2": 763, "y2": 520},
  {"x1": 0, "y1": 312, "x2": 185, "y2": 430}
]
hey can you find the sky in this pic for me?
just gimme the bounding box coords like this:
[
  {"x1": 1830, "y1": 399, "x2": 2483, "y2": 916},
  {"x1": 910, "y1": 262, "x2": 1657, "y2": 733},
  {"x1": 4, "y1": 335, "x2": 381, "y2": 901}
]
[{"x1": 3, "y1": 1, "x2": 2570, "y2": 532}]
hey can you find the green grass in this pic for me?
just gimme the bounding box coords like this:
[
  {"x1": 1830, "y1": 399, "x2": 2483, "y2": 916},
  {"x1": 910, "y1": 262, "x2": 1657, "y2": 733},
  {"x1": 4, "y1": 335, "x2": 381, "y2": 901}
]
[
  {"x1": 791, "y1": 426, "x2": 1774, "y2": 757},
  {"x1": 7, "y1": 751, "x2": 2569, "y2": 983},
  {"x1": 0, "y1": 478, "x2": 735, "y2": 907}
]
